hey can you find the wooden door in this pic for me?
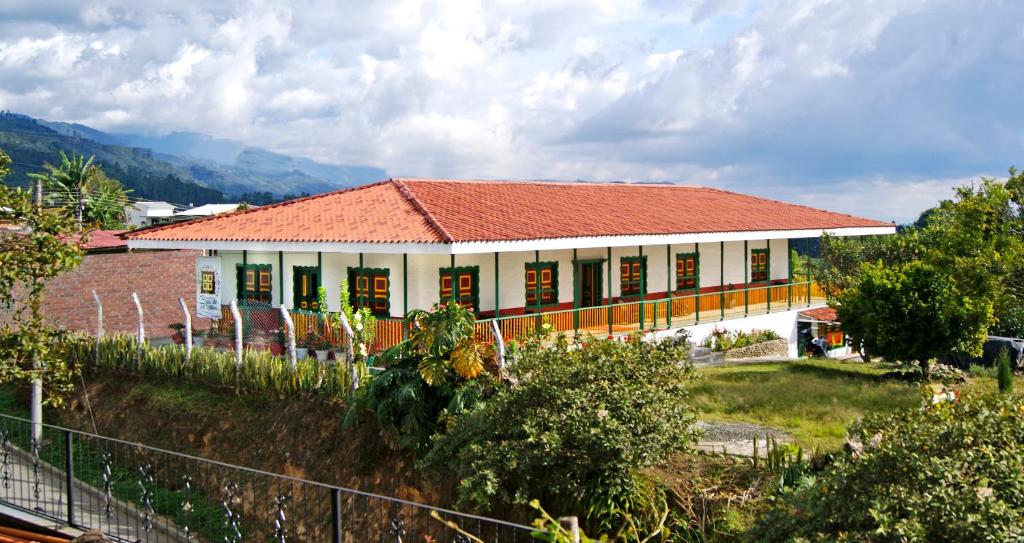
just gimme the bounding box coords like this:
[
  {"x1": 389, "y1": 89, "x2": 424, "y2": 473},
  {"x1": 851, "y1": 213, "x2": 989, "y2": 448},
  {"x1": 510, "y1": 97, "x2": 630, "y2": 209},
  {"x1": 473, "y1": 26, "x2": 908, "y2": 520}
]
[
  {"x1": 293, "y1": 267, "x2": 319, "y2": 311},
  {"x1": 577, "y1": 262, "x2": 603, "y2": 308}
]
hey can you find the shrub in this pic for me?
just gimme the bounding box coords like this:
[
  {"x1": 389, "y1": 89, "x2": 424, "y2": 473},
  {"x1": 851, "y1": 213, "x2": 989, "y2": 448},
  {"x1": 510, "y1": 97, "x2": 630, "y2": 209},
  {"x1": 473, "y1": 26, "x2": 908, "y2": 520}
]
[
  {"x1": 748, "y1": 392, "x2": 1024, "y2": 542},
  {"x1": 702, "y1": 328, "x2": 781, "y2": 352},
  {"x1": 421, "y1": 335, "x2": 699, "y2": 535},
  {"x1": 997, "y1": 347, "x2": 1013, "y2": 393}
]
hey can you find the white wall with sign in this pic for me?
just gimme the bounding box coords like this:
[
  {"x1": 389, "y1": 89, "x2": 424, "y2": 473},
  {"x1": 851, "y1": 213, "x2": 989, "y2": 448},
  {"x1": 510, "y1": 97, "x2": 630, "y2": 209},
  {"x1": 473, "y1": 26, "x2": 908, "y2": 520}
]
[{"x1": 196, "y1": 256, "x2": 222, "y2": 319}]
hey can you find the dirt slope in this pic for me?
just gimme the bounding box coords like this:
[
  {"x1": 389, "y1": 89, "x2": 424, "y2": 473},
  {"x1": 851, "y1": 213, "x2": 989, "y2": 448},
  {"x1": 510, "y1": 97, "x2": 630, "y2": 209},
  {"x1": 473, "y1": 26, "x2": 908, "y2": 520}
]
[{"x1": 53, "y1": 374, "x2": 445, "y2": 506}]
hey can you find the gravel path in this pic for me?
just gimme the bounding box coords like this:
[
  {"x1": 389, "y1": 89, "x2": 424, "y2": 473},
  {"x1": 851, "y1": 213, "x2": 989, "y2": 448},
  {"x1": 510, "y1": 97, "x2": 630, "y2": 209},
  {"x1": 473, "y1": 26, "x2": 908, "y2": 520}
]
[{"x1": 695, "y1": 421, "x2": 792, "y2": 457}]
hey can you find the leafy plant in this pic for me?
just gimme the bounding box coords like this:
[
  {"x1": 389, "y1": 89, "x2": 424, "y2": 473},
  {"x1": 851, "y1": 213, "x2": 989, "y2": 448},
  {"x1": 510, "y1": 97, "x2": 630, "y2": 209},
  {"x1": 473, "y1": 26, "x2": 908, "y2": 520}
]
[
  {"x1": 407, "y1": 303, "x2": 488, "y2": 384},
  {"x1": 748, "y1": 392, "x2": 1024, "y2": 542},
  {"x1": 421, "y1": 335, "x2": 699, "y2": 536},
  {"x1": 701, "y1": 328, "x2": 781, "y2": 352},
  {"x1": 343, "y1": 303, "x2": 495, "y2": 452}
]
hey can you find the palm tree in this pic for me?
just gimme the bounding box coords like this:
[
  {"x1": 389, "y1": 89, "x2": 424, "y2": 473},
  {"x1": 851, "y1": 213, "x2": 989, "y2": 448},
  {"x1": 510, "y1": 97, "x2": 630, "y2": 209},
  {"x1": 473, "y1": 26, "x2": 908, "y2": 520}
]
[
  {"x1": 28, "y1": 151, "x2": 98, "y2": 228},
  {"x1": 27, "y1": 152, "x2": 132, "y2": 229}
]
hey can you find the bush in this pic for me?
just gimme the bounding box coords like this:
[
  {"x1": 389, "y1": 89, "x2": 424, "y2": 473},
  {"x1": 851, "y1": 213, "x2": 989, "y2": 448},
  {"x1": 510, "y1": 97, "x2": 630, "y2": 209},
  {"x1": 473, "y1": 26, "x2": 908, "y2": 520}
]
[
  {"x1": 748, "y1": 393, "x2": 1024, "y2": 542},
  {"x1": 701, "y1": 328, "x2": 781, "y2": 352},
  {"x1": 997, "y1": 347, "x2": 1013, "y2": 393},
  {"x1": 421, "y1": 335, "x2": 699, "y2": 536}
]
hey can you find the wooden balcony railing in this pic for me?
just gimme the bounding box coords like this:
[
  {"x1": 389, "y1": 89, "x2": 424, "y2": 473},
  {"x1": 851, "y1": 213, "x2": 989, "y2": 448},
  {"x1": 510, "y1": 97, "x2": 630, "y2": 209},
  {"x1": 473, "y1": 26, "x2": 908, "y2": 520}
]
[{"x1": 221, "y1": 281, "x2": 826, "y2": 355}]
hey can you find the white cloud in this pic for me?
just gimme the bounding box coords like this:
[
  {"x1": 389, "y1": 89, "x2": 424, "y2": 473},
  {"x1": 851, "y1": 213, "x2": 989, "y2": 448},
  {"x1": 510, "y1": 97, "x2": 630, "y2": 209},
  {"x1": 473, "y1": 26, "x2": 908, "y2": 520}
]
[{"x1": 0, "y1": 0, "x2": 1019, "y2": 222}]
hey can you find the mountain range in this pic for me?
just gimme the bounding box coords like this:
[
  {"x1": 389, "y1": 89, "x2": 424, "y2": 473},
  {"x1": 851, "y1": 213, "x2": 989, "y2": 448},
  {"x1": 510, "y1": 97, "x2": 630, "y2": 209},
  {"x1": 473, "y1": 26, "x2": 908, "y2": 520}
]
[{"x1": 0, "y1": 112, "x2": 386, "y2": 206}]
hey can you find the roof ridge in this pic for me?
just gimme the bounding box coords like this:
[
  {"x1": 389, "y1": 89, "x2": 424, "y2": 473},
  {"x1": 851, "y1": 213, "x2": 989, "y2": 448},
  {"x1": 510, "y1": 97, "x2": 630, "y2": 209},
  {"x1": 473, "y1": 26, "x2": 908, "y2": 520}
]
[
  {"x1": 397, "y1": 177, "x2": 689, "y2": 188},
  {"x1": 390, "y1": 178, "x2": 454, "y2": 243},
  {"x1": 124, "y1": 179, "x2": 395, "y2": 239}
]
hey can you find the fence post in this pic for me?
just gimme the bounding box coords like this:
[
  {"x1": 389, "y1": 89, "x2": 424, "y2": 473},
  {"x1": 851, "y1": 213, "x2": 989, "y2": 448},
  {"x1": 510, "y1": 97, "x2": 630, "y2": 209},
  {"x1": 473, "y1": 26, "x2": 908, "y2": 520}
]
[
  {"x1": 491, "y1": 319, "x2": 505, "y2": 371},
  {"x1": 331, "y1": 488, "x2": 342, "y2": 543},
  {"x1": 559, "y1": 516, "x2": 581, "y2": 543},
  {"x1": 64, "y1": 430, "x2": 75, "y2": 526},
  {"x1": 337, "y1": 312, "x2": 358, "y2": 391},
  {"x1": 230, "y1": 299, "x2": 243, "y2": 369},
  {"x1": 179, "y1": 298, "x2": 192, "y2": 363},
  {"x1": 280, "y1": 305, "x2": 297, "y2": 369},
  {"x1": 92, "y1": 290, "x2": 103, "y2": 363},
  {"x1": 132, "y1": 292, "x2": 145, "y2": 365}
]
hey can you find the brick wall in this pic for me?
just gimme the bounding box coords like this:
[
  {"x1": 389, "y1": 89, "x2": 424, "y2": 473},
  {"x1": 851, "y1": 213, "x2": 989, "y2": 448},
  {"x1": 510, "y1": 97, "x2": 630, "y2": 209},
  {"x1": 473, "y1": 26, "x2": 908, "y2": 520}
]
[{"x1": 40, "y1": 249, "x2": 212, "y2": 338}]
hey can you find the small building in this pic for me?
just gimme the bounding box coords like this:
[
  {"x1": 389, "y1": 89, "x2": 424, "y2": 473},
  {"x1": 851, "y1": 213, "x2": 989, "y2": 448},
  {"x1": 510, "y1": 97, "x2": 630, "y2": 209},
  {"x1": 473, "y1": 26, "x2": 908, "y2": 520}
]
[
  {"x1": 126, "y1": 201, "x2": 176, "y2": 228},
  {"x1": 173, "y1": 203, "x2": 250, "y2": 220},
  {"x1": 126, "y1": 178, "x2": 895, "y2": 355}
]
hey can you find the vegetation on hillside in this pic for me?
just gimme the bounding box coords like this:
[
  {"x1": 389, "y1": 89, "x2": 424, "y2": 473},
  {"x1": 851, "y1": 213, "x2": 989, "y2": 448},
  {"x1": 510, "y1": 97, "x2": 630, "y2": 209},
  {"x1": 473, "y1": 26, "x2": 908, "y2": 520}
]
[
  {"x1": 749, "y1": 392, "x2": 1024, "y2": 541},
  {"x1": 0, "y1": 113, "x2": 224, "y2": 205}
]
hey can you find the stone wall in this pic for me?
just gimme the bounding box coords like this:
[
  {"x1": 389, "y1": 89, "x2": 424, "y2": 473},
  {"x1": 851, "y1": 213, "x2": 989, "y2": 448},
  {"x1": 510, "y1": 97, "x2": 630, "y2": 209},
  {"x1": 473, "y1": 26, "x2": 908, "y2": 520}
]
[{"x1": 724, "y1": 338, "x2": 790, "y2": 360}]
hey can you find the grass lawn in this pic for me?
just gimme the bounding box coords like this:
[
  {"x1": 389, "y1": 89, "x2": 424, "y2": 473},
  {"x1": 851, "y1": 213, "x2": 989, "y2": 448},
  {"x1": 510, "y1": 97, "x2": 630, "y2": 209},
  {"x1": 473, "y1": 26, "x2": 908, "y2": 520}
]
[{"x1": 690, "y1": 359, "x2": 923, "y2": 451}]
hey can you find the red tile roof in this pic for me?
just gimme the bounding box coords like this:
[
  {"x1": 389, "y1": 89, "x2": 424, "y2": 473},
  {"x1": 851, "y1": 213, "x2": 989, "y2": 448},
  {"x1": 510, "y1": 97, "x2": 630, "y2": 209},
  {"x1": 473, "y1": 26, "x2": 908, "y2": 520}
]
[
  {"x1": 799, "y1": 307, "x2": 839, "y2": 322},
  {"x1": 80, "y1": 229, "x2": 128, "y2": 251},
  {"x1": 127, "y1": 179, "x2": 893, "y2": 244}
]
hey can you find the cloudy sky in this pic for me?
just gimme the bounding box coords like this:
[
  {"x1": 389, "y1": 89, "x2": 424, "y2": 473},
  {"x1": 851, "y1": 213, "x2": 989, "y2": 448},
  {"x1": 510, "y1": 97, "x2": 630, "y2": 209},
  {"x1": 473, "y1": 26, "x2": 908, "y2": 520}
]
[{"x1": 1, "y1": 0, "x2": 1022, "y2": 223}]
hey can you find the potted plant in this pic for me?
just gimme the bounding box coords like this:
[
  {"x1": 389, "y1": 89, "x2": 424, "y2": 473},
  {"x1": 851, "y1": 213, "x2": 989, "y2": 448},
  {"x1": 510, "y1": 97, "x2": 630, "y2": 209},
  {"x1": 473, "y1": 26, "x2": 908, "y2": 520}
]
[
  {"x1": 301, "y1": 332, "x2": 332, "y2": 361},
  {"x1": 169, "y1": 323, "x2": 186, "y2": 345}
]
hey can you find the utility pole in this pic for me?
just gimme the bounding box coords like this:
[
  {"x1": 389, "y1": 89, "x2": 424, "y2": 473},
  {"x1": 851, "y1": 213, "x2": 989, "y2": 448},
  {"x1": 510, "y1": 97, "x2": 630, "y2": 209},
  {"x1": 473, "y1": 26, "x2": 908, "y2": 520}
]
[{"x1": 30, "y1": 175, "x2": 42, "y2": 444}]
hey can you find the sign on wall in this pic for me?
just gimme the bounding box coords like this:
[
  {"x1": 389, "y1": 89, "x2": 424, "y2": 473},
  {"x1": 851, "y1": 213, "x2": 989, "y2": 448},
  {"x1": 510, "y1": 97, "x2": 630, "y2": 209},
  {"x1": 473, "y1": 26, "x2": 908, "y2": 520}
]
[{"x1": 196, "y1": 256, "x2": 222, "y2": 319}]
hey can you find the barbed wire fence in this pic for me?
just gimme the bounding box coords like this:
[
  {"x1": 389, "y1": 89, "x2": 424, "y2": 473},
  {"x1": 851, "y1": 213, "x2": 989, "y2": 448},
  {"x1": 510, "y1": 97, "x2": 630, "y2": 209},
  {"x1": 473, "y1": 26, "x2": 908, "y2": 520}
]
[{"x1": 87, "y1": 292, "x2": 362, "y2": 378}]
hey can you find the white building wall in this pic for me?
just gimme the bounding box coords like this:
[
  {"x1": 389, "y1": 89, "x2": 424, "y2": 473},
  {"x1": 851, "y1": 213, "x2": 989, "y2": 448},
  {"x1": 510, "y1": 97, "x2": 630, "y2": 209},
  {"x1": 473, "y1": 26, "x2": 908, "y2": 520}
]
[
  {"x1": 648, "y1": 307, "x2": 807, "y2": 358},
  {"x1": 213, "y1": 237, "x2": 797, "y2": 315}
]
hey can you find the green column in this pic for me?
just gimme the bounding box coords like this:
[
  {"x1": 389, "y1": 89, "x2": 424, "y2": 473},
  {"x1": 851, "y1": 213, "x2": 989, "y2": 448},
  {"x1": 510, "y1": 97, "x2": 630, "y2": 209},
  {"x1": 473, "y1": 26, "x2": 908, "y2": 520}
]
[
  {"x1": 572, "y1": 249, "x2": 579, "y2": 334},
  {"x1": 743, "y1": 240, "x2": 749, "y2": 316},
  {"x1": 241, "y1": 250, "x2": 248, "y2": 301},
  {"x1": 278, "y1": 251, "x2": 284, "y2": 305},
  {"x1": 358, "y1": 253, "x2": 365, "y2": 309},
  {"x1": 316, "y1": 251, "x2": 323, "y2": 305},
  {"x1": 638, "y1": 246, "x2": 645, "y2": 331},
  {"x1": 450, "y1": 254, "x2": 456, "y2": 304},
  {"x1": 694, "y1": 243, "x2": 700, "y2": 324},
  {"x1": 666, "y1": 244, "x2": 672, "y2": 328},
  {"x1": 494, "y1": 252, "x2": 500, "y2": 318},
  {"x1": 806, "y1": 251, "x2": 812, "y2": 307},
  {"x1": 607, "y1": 247, "x2": 613, "y2": 335},
  {"x1": 402, "y1": 253, "x2": 409, "y2": 339},
  {"x1": 787, "y1": 239, "x2": 793, "y2": 309},
  {"x1": 765, "y1": 240, "x2": 771, "y2": 313},
  {"x1": 534, "y1": 250, "x2": 542, "y2": 332},
  {"x1": 719, "y1": 241, "x2": 725, "y2": 321}
]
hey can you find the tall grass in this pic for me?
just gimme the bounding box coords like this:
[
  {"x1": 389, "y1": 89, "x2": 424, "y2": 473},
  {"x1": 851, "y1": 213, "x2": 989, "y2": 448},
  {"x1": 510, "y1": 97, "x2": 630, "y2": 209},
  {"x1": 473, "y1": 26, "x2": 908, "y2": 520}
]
[{"x1": 66, "y1": 334, "x2": 361, "y2": 400}]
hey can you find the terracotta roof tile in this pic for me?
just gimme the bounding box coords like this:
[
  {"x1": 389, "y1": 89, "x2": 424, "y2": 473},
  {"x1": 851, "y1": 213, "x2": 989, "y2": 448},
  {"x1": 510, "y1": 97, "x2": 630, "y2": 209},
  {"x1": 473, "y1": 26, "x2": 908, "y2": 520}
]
[
  {"x1": 799, "y1": 307, "x2": 839, "y2": 322},
  {"x1": 128, "y1": 179, "x2": 893, "y2": 244}
]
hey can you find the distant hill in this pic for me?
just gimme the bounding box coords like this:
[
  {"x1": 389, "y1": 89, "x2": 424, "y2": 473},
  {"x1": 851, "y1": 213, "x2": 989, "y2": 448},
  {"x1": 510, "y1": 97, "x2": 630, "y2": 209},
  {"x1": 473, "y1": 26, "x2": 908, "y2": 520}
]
[
  {"x1": 43, "y1": 121, "x2": 387, "y2": 198},
  {"x1": 1, "y1": 113, "x2": 225, "y2": 205},
  {"x1": 1, "y1": 113, "x2": 387, "y2": 205}
]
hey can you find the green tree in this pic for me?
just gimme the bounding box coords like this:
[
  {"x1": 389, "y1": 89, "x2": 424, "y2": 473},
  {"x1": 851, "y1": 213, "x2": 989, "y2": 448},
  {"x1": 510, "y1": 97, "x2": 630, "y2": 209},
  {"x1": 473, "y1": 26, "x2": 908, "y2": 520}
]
[
  {"x1": 83, "y1": 170, "x2": 132, "y2": 229},
  {"x1": 997, "y1": 347, "x2": 1013, "y2": 393},
  {"x1": 837, "y1": 260, "x2": 991, "y2": 375},
  {"x1": 823, "y1": 173, "x2": 1024, "y2": 367},
  {"x1": 0, "y1": 148, "x2": 86, "y2": 404}
]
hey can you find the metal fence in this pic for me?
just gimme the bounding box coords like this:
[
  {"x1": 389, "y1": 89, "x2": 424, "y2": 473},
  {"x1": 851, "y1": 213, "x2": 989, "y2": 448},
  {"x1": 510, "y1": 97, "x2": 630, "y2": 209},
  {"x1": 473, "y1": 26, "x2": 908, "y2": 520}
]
[{"x1": 0, "y1": 414, "x2": 534, "y2": 542}]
